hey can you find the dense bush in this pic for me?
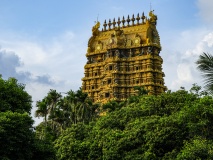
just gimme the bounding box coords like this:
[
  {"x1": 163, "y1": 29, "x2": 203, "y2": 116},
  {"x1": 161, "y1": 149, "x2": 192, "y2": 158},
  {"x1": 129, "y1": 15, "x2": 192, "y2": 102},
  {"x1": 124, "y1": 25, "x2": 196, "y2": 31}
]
[{"x1": 54, "y1": 88, "x2": 213, "y2": 159}]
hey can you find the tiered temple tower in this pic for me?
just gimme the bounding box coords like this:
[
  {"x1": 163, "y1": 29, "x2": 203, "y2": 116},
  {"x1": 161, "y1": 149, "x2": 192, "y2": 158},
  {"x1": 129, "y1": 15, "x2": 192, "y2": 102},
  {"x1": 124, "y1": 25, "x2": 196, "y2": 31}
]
[{"x1": 82, "y1": 11, "x2": 167, "y2": 104}]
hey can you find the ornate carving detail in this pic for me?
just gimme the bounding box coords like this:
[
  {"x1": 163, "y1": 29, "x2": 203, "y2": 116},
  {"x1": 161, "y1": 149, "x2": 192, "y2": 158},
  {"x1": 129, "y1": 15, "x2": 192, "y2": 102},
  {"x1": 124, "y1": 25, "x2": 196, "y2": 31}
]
[
  {"x1": 114, "y1": 28, "x2": 126, "y2": 47},
  {"x1": 126, "y1": 39, "x2": 132, "y2": 47},
  {"x1": 95, "y1": 41, "x2": 103, "y2": 52},
  {"x1": 146, "y1": 26, "x2": 159, "y2": 44},
  {"x1": 115, "y1": 50, "x2": 120, "y2": 57},
  {"x1": 134, "y1": 34, "x2": 141, "y2": 46}
]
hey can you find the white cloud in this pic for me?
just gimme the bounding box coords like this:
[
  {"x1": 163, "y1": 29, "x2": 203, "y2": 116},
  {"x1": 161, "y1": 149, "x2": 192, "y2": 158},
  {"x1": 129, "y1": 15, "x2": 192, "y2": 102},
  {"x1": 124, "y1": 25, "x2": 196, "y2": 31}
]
[
  {"x1": 0, "y1": 30, "x2": 89, "y2": 125},
  {"x1": 0, "y1": 30, "x2": 87, "y2": 85},
  {"x1": 164, "y1": 30, "x2": 213, "y2": 91},
  {"x1": 185, "y1": 32, "x2": 213, "y2": 57},
  {"x1": 203, "y1": 32, "x2": 213, "y2": 47},
  {"x1": 177, "y1": 63, "x2": 193, "y2": 82}
]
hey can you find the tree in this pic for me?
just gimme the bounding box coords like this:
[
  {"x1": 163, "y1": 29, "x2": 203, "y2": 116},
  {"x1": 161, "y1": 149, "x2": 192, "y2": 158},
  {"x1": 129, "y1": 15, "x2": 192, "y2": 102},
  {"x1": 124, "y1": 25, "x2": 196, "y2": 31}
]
[
  {"x1": 54, "y1": 123, "x2": 91, "y2": 160},
  {"x1": 35, "y1": 97, "x2": 62, "y2": 141},
  {"x1": 177, "y1": 137, "x2": 213, "y2": 160},
  {"x1": 75, "y1": 89, "x2": 98, "y2": 124},
  {"x1": 134, "y1": 86, "x2": 149, "y2": 96},
  {"x1": 35, "y1": 88, "x2": 99, "y2": 141},
  {"x1": 0, "y1": 111, "x2": 34, "y2": 159},
  {"x1": 46, "y1": 89, "x2": 62, "y2": 121},
  {"x1": 31, "y1": 138, "x2": 56, "y2": 160},
  {"x1": 189, "y1": 83, "x2": 208, "y2": 97},
  {"x1": 0, "y1": 77, "x2": 56, "y2": 159},
  {"x1": 63, "y1": 88, "x2": 98, "y2": 125},
  {"x1": 54, "y1": 86, "x2": 213, "y2": 159},
  {"x1": 126, "y1": 86, "x2": 149, "y2": 105},
  {"x1": 35, "y1": 99, "x2": 49, "y2": 125},
  {"x1": 102, "y1": 100, "x2": 124, "y2": 112},
  {"x1": 196, "y1": 52, "x2": 213, "y2": 94},
  {"x1": 0, "y1": 77, "x2": 32, "y2": 113}
]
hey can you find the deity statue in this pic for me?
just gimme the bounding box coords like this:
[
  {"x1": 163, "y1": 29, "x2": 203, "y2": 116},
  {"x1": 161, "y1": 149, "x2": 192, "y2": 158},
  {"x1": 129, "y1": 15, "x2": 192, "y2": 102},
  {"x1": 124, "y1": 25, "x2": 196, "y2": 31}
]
[
  {"x1": 92, "y1": 21, "x2": 100, "y2": 36},
  {"x1": 149, "y1": 10, "x2": 157, "y2": 25}
]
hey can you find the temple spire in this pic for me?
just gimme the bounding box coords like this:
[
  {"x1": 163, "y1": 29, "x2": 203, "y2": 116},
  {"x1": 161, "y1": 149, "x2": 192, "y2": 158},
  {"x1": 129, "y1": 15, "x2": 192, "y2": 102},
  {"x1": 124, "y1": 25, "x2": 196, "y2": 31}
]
[{"x1": 83, "y1": 11, "x2": 166, "y2": 104}]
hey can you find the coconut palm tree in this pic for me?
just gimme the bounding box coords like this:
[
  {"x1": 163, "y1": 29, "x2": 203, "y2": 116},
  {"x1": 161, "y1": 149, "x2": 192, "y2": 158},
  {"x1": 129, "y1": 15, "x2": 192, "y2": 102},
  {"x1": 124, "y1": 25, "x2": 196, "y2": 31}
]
[
  {"x1": 64, "y1": 88, "x2": 98, "y2": 125},
  {"x1": 75, "y1": 88, "x2": 99, "y2": 123},
  {"x1": 44, "y1": 89, "x2": 62, "y2": 132},
  {"x1": 77, "y1": 95, "x2": 93, "y2": 124},
  {"x1": 35, "y1": 99, "x2": 48, "y2": 126},
  {"x1": 35, "y1": 98, "x2": 51, "y2": 140},
  {"x1": 196, "y1": 52, "x2": 213, "y2": 94},
  {"x1": 46, "y1": 89, "x2": 62, "y2": 120},
  {"x1": 66, "y1": 90, "x2": 78, "y2": 124}
]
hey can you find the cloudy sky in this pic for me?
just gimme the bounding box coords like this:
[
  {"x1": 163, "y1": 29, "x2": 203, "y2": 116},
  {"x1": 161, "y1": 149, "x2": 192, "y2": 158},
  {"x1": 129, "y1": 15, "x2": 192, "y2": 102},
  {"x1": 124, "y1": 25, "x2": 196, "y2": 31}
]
[{"x1": 1, "y1": 0, "x2": 213, "y2": 124}]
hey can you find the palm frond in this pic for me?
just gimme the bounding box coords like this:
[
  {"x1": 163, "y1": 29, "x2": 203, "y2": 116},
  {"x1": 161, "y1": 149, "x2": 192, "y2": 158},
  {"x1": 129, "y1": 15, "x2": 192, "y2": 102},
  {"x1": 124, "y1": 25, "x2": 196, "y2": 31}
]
[
  {"x1": 196, "y1": 52, "x2": 213, "y2": 72},
  {"x1": 196, "y1": 52, "x2": 213, "y2": 93}
]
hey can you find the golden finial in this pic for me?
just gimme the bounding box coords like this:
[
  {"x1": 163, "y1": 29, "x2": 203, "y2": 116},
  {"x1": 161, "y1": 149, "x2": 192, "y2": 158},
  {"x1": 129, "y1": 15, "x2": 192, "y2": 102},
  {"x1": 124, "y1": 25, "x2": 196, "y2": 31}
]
[
  {"x1": 117, "y1": 17, "x2": 121, "y2": 27},
  {"x1": 108, "y1": 19, "x2": 112, "y2": 30},
  {"x1": 94, "y1": 14, "x2": 99, "y2": 25},
  {"x1": 131, "y1": 14, "x2": 135, "y2": 26},
  {"x1": 122, "y1": 16, "x2": 126, "y2": 27},
  {"x1": 150, "y1": 2, "x2": 152, "y2": 11},
  {"x1": 103, "y1": 19, "x2": 107, "y2": 31},
  {"x1": 113, "y1": 18, "x2": 116, "y2": 28},
  {"x1": 127, "y1": 15, "x2": 130, "y2": 26},
  {"x1": 141, "y1": 12, "x2": 145, "y2": 24},
  {"x1": 136, "y1": 13, "x2": 140, "y2": 25}
]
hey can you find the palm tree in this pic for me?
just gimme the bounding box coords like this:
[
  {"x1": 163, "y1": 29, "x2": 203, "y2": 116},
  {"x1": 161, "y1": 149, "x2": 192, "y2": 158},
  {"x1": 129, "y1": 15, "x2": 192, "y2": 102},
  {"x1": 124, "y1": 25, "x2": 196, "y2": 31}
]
[
  {"x1": 45, "y1": 89, "x2": 62, "y2": 131},
  {"x1": 75, "y1": 89, "x2": 89, "y2": 123},
  {"x1": 64, "y1": 88, "x2": 98, "y2": 125},
  {"x1": 66, "y1": 90, "x2": 78, "y2": 124},
  {"x1": 46, "y1": 89, "x2": 62, "y2": 120},
  {"x1": 35, "y1": 98, "x2": 49, "y2": 140},
  {"x1": 57, "y1": 98, "x2": 69, "y2": 129},
  {"x1": 75, "y1": 88, "x2": 99, "y2": 123},
  {"x1": 35, "y1": 99, "x2": 48, "y2": 126},
  {"x1": 196, "y1": 52, "x2": 213, "y2": 94},
  {"x1": 77, "y1": 96, "x2": 93, "y2": 124}
]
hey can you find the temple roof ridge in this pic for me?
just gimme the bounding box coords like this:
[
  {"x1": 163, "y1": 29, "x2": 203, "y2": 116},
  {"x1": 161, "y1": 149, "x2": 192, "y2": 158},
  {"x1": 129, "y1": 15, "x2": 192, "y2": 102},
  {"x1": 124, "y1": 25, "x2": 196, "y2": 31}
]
[{"x1": 93, "y1": 11, "x2": 158, "y2": 32}]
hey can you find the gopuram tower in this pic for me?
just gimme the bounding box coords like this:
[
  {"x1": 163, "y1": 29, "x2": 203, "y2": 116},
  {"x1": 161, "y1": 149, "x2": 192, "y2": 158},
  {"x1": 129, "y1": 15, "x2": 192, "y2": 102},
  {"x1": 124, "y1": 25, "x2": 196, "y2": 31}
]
[{"x1": 82, "y1": 11, "x2": 167, "y2": 104}]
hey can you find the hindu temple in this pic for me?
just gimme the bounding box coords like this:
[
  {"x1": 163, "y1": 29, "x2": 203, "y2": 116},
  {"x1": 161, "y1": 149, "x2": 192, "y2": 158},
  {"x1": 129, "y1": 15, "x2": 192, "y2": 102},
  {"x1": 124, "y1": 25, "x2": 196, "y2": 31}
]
[{"x1": 82, "y1": 11, "x2": 167, "y2": 103}]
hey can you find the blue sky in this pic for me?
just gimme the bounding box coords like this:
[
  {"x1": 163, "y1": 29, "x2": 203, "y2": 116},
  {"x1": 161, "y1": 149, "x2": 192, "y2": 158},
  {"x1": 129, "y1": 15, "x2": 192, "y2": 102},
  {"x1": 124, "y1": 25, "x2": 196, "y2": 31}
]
[{"x1": 1, "y1": 0, "x2": 213, "y2": 124}]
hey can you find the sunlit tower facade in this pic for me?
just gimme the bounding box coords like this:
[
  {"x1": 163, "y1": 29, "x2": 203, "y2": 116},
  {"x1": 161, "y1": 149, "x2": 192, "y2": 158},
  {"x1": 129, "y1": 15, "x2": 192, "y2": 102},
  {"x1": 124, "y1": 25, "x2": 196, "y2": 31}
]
[{"x1": 82, "y1": 11, "x2": 167, "y2": 103}]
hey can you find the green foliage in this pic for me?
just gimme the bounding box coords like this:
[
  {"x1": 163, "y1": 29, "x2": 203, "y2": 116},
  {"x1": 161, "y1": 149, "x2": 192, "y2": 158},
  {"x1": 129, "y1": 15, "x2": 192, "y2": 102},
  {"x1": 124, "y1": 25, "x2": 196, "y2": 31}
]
[
  {"x1": 190, "y1": 83, "x2": 208, "y2": 97},
  {"x1": 0, "y1": 77, "x2": 32, "y2": 113},
  {"x1": 177, "y1": 137, "x2": 213, "y2": 160},
  {"x1": 54, "y1": 123, "x2": 91, "y2": 160},
  {"x1": 35, "y1": 99, "x2": 49, "y2": 123},
  {"x1": 102, "y1": 100, "x2": 124, "y2": 112},
  {"x1": 0, "y1": 111, "x2": 34, "y2": 159},
  {"x1": 54, "y1": 87, "x2": 213, "y2": 159},
  {"x1": 35, "y1": 88, "x2": 99, "y2": 140},
  {"x1": 31, "y1": 138, "x2": 56, "y2": 160},
  {"x1": 134, "y1": 86, "x2": 149, "y2": 96},
  {"x1": 0, "y1": 77, "x2": 56, "y2": 160},
  {"x1": 35, "y1": 121, "x2": 59, "y2": 142}
]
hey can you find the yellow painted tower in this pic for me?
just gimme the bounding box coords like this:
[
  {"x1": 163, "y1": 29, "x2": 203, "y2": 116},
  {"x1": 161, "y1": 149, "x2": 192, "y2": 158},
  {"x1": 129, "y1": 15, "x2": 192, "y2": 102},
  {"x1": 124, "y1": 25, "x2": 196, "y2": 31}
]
[{"x1": 82, "y1": 11, "x2": 167, "y2": 103}]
